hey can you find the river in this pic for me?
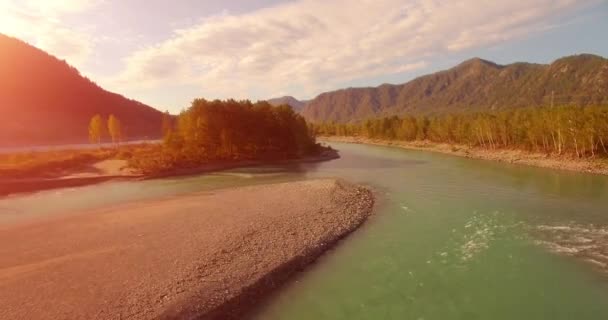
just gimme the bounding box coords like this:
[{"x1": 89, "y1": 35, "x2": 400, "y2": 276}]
[{"x1": 2, "y1": 142, "x2": 608, "y2": 319}]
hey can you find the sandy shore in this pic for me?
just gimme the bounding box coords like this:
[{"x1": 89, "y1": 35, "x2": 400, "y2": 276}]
[
  {"x1": 0, "y1": 179, "x2": 374, "y2": 320},
  {"x1": 322, "y1": 136, "x2": 608, "y2": 176},
  {"x1": 0, "y1": 159, "x2": 142, "y2": 197},
  {"x1": 0, "y1": 150, "x2": 340, "y2": 197}
]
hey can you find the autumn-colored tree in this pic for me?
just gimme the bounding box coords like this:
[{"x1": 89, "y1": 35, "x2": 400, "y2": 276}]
[
  {"x1": 107, "y1": 114, "x2": 122, "y2": 144},
  {"x1": 311, "y1": 106, "x2": 608, "y2": 158},
  {"x1": 161, "y1": 110, "x2": 172, "y2": 139},
  {"x1": 129, "y1": 99, "x2": 322, "y2": 174},
  {"x1": 175, "y1": 100, "x2": 316, "y2": 159},
  {"x1": 88, "y1": 114, "x2": 105, "y2": 144}
]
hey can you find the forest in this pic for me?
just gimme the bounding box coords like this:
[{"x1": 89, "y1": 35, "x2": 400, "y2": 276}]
[
  {"x1": 129, "y1": 99, "x2": 321, "y2": 173},
  {"x1": 312, "y1": 106, "x2": 608, "y2": 158}
]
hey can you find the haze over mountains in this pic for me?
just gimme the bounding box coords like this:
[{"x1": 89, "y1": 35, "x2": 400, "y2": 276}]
[
  {"x1": 276, "y1": 54, "x2": 608, "y2": 123},
  {"x1": 267, "y1": 96, "x2": 308, "y2": 112},
  {"x1": 0, "y1": 34, "x2": 163, "y2": 147}
]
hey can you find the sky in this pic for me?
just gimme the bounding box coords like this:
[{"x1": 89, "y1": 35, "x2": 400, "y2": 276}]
[{"x1": 1, "y1": 0, "x2": 607, "y2": 113}]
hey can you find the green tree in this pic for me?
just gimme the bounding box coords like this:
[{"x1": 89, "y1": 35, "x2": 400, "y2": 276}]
[{"x1": 88, "y1": 114, "x2": 105, "y2": 144}]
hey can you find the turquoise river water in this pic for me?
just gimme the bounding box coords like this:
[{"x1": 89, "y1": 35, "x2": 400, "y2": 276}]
[{"x1": 2, "y1": 142, "x2": 608, "y2": 319}]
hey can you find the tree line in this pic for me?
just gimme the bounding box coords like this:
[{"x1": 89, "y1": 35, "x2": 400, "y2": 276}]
[
  {"x1": 312, "y1": 106, "x2": 608, "y2": 158},
  {"x1": 130, "y1": 99, "x2": 320, "y2": 173}
]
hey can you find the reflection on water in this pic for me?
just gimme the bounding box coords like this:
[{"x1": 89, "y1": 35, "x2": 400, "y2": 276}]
[
  {"x1": 2, "y1": 142, "x2": 608, "y2": 319},
  {"x1": 322, "y1": 153, "x2": 427, "y2": 170}
]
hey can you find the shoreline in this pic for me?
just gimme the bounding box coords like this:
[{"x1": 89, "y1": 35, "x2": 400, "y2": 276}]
[
  {"x1": 143, "y1": 149, "x2": 340, "y2": 180},
  {"x1": 321, "y1": 136, "x2": 608, "y2": 176},
  {"x1": 0, "y1": 150, "x2": 340, "y2": 197},
  {"x1": 0, "y1": 179, "x2": 374, "y2": 319}
]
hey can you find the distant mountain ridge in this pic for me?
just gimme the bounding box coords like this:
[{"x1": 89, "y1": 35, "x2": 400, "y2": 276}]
[
  {"x1": 267, "y1": 96, "x2": 308, "y2": 112},
  {"x1": 0, "y1": 33, "x2": 164, "y2": 147},
  {"x1": 300, "y1": 54, "x2": 608, "y2": 123}
]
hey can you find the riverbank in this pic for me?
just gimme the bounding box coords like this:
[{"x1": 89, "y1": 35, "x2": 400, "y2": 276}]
[
  {"x1": 143, "y1": 148, "x2": 339, "y2": 180},
  {"x1": 321, "y1": 136, "x2": 608, "y2": 176},
  {"x1": 0, "y1": 149, "x2": 339, "y2": 197},
  {"x1": 0, "y1": 179, "x2": 374, "y2": 320}
]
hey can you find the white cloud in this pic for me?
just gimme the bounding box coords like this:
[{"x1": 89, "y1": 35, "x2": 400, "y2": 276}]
[
  {"x1": 24, "y1": 0, "x2": 102, "y2": 15},
  {"x1": 0, "y1": 0, "x2": 100, "y2": 67},
  {"x1": 35, "y1": 28, "x2": 94, "y2": 66},
  {"x1": 111, "y1": 0, "x2": 596, "y2": 101}
]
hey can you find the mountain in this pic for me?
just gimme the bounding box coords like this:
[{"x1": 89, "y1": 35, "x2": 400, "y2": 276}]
[
  {"x1": 301, "y1": 54, "x2": 608, "y2": 123},
  {"x1": 267, "y1": 96, "x2": 308, "y2": 112},
  {"x1": 0, "y1": 33, "x2": 164, "y2": 147}
]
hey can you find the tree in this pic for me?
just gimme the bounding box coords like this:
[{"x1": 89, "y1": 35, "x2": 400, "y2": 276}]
[
  {"x1": 311, "y1": 106, "x2": 608, "y2": 158},
  {"x1": 88, "y1": 114, "x2": 105, "y2": 144},
  {"x1": 107, "y1": 114, "x2": 122, "y2": 144},
  {"x1": 161, "y1": 110, "x2": 172, "y2": 139},
  {"x1": 162, "y1": 99, "x2": 318, "y2": 161}
]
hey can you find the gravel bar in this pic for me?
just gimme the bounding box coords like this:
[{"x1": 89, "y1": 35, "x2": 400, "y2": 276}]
[{"x1": 0, "y1": 179, "x2": 374, "y2": 319}]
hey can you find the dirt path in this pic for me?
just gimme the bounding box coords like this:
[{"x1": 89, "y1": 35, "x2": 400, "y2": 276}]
[{"x1": 0, "y1": 179, "x2": 374, "y2": 320}]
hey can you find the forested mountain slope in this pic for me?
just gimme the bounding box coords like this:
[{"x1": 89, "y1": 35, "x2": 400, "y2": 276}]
[
  {"x1": 301, "y1": 54, "x2": 608, "y2": 123},
  {"x1": 267, "y1": 96, "x2": 308, "y2": 112},
  {"x1": 0, "y1": 33, "x2": 163, "y2": 146}
]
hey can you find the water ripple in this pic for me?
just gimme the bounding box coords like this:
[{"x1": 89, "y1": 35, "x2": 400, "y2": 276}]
[{"x1": 533, "y1": 223, "x2": 608, "y2": 272}]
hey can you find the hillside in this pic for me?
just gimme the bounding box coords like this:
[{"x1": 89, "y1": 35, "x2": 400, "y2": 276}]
[
  {"x1": 267, "y1": 96, "x2": 308, "y2": 112},
  {"x1": 301, "y1": 54, "x2": 608, "y2": 123},
  {"x1": 0, "y1": 34, "x2": 163, "y2": 147}
]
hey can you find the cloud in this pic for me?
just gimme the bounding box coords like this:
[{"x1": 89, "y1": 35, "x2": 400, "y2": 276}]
[
  {"x1": 24, "y1": 0, "x2": 103, "y2": 15},
  {"x1": 0, "y1": 0, "x2": 100, "y2": 67},
  {"x1": 35, "y1": 28, "x2": 94, "y2": 66},
  {"x1": 111, "y1": 0, "x2": 596, "y2": 101}
]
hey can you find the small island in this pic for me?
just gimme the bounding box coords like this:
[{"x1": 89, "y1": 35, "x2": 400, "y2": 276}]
[{"x1": 0, "y1": 99, "x2": 338, "y2": 196}]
